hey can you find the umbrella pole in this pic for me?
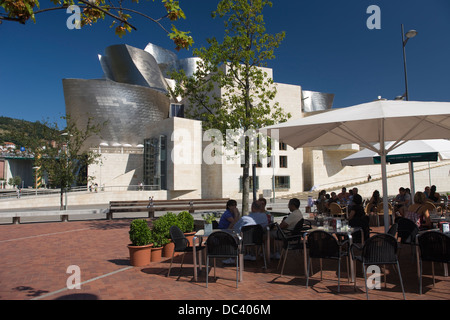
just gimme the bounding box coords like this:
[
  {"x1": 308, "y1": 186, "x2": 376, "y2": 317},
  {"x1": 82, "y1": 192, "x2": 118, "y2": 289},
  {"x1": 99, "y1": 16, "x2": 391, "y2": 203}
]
[
  {"x1": 380, "y1": 122, "x2": 390, "y2": 233},
  {"x1": 381, "y1": 153, "x2": 390, "y2": 233},
  {"x1": 409, "y1": 161, "x2": 416, "y2": 200}
]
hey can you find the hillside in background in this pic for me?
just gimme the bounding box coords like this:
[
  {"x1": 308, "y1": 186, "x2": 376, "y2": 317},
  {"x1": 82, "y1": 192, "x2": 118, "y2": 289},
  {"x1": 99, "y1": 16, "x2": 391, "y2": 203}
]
[{"x1": 0, "y1": 116, "x2": 57, "y2": 148}]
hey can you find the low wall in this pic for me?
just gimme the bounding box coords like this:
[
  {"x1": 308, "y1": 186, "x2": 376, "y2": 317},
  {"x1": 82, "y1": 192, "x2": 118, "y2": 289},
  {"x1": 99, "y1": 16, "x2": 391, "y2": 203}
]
[{"x1": 0, "y1": 190, "x2": 171, "y2": 210}]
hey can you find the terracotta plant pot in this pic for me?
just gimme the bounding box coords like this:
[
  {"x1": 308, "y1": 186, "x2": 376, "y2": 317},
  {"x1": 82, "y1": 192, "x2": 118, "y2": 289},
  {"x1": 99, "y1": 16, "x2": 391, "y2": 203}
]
[
  {"x1": 184, "y1": 232, "x2": 196, "y2": 246},
  {"x1": 128, "y1": 244, "x2": 153, "y2": 267},
  {"x1": 162, "y1": 241, "x2": 175, "y2": 258},
  {"x1": 151, "y1": 246, "x2": 163, "y2": 262}
]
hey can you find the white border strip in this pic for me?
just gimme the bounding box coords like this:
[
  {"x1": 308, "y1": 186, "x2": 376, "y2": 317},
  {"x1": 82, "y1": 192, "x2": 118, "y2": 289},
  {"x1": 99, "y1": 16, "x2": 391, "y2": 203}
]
[
  {"x1": 31, "y1": 266, "x2": 133, "y2": 300},
  {"x1": 0, "y1": 228, "x2": 92, "y2": 243}
]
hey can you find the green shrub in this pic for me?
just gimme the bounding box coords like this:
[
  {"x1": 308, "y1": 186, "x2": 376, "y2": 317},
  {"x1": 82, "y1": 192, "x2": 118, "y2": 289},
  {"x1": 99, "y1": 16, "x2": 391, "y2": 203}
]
[
  {"x1": 152, "y1": 212, "x2": 182, "y2": 240},
  {"x1": 149, "y1": 230, "x2": 170, "y2": 248},
  {"x1": 129, "y1": 219, "x2": 152, "y2": 246},
  {"x1": 177, "y1": 211, "x2": 194, "y2": 233}
]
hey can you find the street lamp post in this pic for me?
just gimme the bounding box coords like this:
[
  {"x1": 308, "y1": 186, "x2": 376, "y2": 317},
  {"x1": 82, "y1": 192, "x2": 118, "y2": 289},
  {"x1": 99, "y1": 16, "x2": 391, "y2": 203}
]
[
  {"x1": 32, "y1": 166, "x2": 39, "y2": 196},
  {"x1": 401, "y1": 24, "x2": 418, "y2": 101},
  {"x1": 401, "y1": 25, "x2": 418, "y2": 197},
  {"x1": 61, "y1": 132, "x2": 72, "y2": 211}
]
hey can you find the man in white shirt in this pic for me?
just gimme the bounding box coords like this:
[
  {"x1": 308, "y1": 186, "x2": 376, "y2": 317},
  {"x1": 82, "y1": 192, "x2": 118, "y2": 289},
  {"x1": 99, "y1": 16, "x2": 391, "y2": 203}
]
[
  {"x1": 268, "y1": 198, "x2": 304, "y2": 260},
  {"x1": 279, "y1": 198, "x2": 303, "y2": 231}
]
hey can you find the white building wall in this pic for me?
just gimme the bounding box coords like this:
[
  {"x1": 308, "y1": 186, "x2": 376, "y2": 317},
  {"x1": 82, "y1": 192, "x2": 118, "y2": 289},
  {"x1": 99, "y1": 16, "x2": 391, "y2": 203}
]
[
  {"x1": 89, "y1": 152, "x2": 143, "y2": 190},
  {"x1": 306, "y1": 147, "x2": 450, "y2": 200}
]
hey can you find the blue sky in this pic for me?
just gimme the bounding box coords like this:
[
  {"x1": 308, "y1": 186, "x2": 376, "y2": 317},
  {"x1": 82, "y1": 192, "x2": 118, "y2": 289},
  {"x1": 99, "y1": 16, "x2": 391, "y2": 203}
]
[{"x1": 1, "y1": 0, "x2": 450, "y2": 128}]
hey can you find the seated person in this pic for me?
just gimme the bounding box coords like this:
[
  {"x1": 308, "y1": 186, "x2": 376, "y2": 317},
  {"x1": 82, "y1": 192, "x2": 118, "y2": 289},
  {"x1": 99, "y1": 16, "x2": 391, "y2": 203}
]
[
  {"x1": 348, "y1": 194, "x2": 366, "y2": 225},
  {"x1": 269, "y1": 198, "x2": 304, "y2": 259},
  {"x1": 233, "y1": 200, "x2": 269, "y2": 233},
  {"x1": 424, "y1": 186, "x2": 431, "y2": 199},
  {"x1": 428, "y1": 185, "x2": 441, "y2": 203},
  {"x1": 218, "y1": 199, "x2": 240, "y2": 229},
  {"x1": 393, "y1": 187, "x2": 407, "y2": 220},
  {"x1": 348, "y1": 194, "x2": 370, "y2": 242},
  {"x1": 406, "y1": 192, "x2": 432, "y2": 230},
  {"x1": 337, "y1": 187, "x2": 350, "y2": 202},
  {"x1": 279, "y1": 198, "x2": 304, "y2": 231},
  {"x1": 258, "y1": 197, "x2": 272, "y2": 224},
  {"x1": 223, "y1": 201, "x2": 267, "y2": 263},
  {"x1": 366, "y1": 190, "x2": 382, "y2": 225},
  {"x1": 315, "y1": 190, "x2": 327, "y2": 214}
]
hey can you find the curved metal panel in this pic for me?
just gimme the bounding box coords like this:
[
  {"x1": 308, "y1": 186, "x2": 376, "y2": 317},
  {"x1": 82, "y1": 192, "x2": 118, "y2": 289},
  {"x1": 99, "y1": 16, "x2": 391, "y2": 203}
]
[
  {"x1": 302, "y1": 90, "x2": 334, "y2": 113},
  {"x1": 144, "y1": 43, "x2": 178, "y2": 65},
  {"x1": 178, "y1": 57, "x2": 202, "y2": 78},
  {"x1": 63, "y1": 79, "x2": 169, "y2": 148},
  {"x1": 103, "y1": 44, "x2": 168, "y2": 92}
]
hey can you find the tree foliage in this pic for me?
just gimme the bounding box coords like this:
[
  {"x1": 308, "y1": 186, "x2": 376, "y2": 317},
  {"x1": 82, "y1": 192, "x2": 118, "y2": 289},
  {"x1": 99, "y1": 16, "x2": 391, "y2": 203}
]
[
  {"x1": 0, "y1": 0, "x2": 193, "y2": 51},
  {"x1": 170, "y1": 0, "x2": 289, "y2": 213},
  {"x1": 14, "y1": 114, "x2": 104, "y2": 209},
  {"x1": 0, "y1": 116, "x2": 57, "y2": 146}
]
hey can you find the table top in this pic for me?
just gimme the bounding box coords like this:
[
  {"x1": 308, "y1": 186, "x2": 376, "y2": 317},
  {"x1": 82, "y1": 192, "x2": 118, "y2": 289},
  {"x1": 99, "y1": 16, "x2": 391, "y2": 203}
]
[
  {"x1": 419, "y1": 228, "x2": 450, "y2": 236},
  {"x1": 195, "y1": 228, "x2": 240, "y2": 237},
  {"x1": 430, "y1": 214, "x2": 450, "y2": 222},
  {"x1": 307, "y1": 226, "x2": 360, "y2": 235}
]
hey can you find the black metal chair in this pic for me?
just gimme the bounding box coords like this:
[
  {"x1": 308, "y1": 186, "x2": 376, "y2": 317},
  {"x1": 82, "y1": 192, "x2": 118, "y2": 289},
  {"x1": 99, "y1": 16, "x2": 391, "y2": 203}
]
[
  {"x1": 305, "y1": 230, "x2": 350, "y2": 293},
  {"x1": 285, "y1": 218, "x2": 312, "y2": 236},
  {"x1": 351, "y1": 233, "x2": 406, "y2": 300},
  {"x1": 397, "y1": 218, "x2": 419, "y2": 258},
  {"x1": 272, "y1": 222, "x2": 309, "y2": 276},
  {"x1": 387, "y1": 223, "x2": 398, "y2": 237},
  {"x1": 241, "y1": 224, "x2": 267, "y2": 269},
  {"x1": 417, "y1": 231, "x2": 450, "y2": 294},
  {"x1": 205, "y1": 231, "x2": 241, "y2": 288},
  {"x1": 167, "y1": 226, "x2": 205, "y2": 278},
  {"x1": 369, "y1": 223, "x2": 398, "y2": 237}
]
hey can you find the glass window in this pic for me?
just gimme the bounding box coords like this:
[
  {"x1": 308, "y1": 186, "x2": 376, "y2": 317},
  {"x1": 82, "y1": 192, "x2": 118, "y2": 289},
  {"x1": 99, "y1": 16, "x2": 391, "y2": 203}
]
[
  {"x1": 170, "y1": 104, "x2": 185, "y2": 118},
  {"x1": 279, "y1": 156, "x2": 288, "y2": 168},
  {"x1": 275, "y1": 176, "x2": 290, "y2": 189}
]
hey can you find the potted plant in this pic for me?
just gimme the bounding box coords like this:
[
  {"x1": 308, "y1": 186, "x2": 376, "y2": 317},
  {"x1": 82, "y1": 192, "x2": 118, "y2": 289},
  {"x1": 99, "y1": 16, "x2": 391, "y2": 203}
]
[
  {"x1": 149, "y1": 230, "x2": 168, "y2": 262},
  {"x1": 128, "y1": 219, "x2": 153, "y2": 267},
  {"x1": 178, "y1": 210, "x2": 195, "y2": 245},
  {"x1": 152, "y1": 212, "x2": 182, "y2": 257},
  {"x1": 202, "y1": 212, "x2": 217, "y2": 235}
]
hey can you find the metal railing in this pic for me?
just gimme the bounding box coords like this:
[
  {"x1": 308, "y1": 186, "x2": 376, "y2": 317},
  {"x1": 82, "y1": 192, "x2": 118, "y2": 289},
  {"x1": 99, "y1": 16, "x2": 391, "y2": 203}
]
[{"x1": 0, "y1": 184, "x2": 161, "y2": 200}]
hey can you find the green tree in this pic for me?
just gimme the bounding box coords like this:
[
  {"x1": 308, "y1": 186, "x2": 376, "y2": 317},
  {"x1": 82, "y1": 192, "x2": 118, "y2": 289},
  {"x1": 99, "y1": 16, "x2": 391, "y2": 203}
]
[
  {"x1": 8, "y1": 176, "x2": 22, "y2": 188},
  {"x1": 15, "y1": 114, "x2": 104, "y2": 210},
  {"x1": 0, "y1": 0, "x2": 193, "y2": 51},
  {"x1": 170, "y1": 0, "x2": 289, "y2": 214}
]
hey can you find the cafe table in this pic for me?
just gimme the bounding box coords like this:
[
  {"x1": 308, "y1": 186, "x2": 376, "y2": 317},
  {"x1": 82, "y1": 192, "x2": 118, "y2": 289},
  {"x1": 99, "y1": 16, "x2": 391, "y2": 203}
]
[
  {"x1": 192, "y1": 229, "x2": 244, "y2": 282},
  {"x1": 302, "y1": 226, "x2": 363, "y2": 283},
  {"x1": 429, "y1": 214, "x2": 450, "y2": 229}
]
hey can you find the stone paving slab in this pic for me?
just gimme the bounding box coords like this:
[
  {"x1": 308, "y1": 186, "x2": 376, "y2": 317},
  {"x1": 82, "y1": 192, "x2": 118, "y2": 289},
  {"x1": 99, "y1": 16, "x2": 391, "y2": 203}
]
[{"x1": 0, "y1": 218, "x2": 449, "y2": 303}]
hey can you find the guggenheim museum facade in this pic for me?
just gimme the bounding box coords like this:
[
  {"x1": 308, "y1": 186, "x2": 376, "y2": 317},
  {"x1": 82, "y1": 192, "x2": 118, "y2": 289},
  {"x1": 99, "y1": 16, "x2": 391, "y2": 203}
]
[{"x1": 66, "y1": 42, "x2": 413, "y2": 200}]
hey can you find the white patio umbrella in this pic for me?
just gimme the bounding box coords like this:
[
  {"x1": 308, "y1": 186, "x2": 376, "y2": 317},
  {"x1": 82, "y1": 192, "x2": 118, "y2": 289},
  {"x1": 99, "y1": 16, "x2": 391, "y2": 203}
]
[
  {"x1": 261, "y1": 100, "x2": 450, "y2": 232},
  {"x1": 341, "y1": 139, "x2": 450, "y2": 196}
]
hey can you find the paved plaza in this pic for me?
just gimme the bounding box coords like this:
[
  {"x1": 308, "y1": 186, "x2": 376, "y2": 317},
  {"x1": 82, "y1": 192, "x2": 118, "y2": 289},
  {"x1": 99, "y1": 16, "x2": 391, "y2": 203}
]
[{"x1": 0, "y1": 216, "x2": 449, "y2": 304}]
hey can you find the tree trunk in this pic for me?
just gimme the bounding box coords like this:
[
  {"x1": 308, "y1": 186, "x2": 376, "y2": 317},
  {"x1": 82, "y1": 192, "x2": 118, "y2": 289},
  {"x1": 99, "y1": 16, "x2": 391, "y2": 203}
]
[
  {"x1": 241, "y1": 137, "x2": 250, "y2": 215},
  {"x1": 60, "y1": 187, "x2": 64, "y2": 211}
]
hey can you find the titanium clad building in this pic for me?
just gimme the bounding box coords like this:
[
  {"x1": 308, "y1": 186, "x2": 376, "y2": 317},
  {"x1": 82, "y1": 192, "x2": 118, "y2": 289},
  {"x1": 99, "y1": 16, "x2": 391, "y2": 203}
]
[{"x1": 62, "y1": 43, "x2": 341, "y2": 199}]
